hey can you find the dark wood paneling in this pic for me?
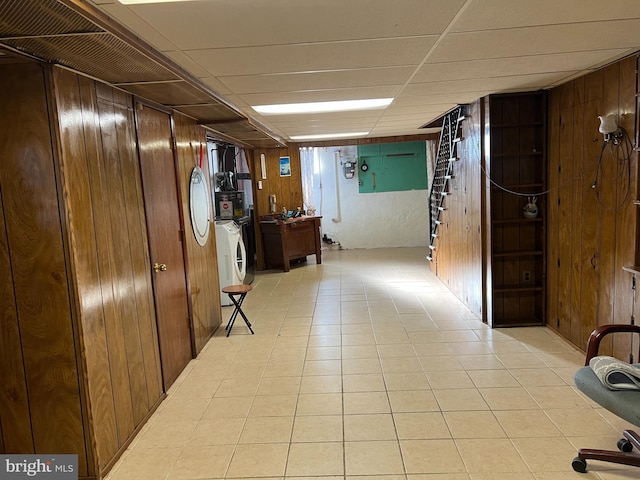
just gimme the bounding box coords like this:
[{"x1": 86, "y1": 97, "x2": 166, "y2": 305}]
[
  {"x1": 54, "y1": 66, "x2": 165, "y2": 475},
  {"x1": 53, "y1": 67, "x2": 119, "y2": 474},
  {"x1": 78, "y1": 75, "x2": 136, "y2": 446},
  {"x1": 252, "y1": 146, "x2": 303, "y2": 269},
  {"x1": 430, "y1": 100, "x2": 484, "y2": 320},
  {"x1": 613, "y1": 56, "x2": 638, "y2": 360},
  {"x1": 111, "y1": 89, "x2": 163, "y2": 405},
  {"x1": 0, "y1": 63, "x2": 87, "y2": 468},
  {"x1": 174, "y1": 112, "x2": 221, "y2": 353},
  {"x1": 95, "y1": 83, "x2": 149, "y2": 426},
  {"x1": 0, "y1": 145, "x2": 32, "y2": 453},
  {"x1": 136, "y1": 102, "x2": 193, "y2": 388},
  {"x1": 546, "y1": 88, "x2": 560, "y2": 333},
  {"x1": 546, "y1": 55, "x2": 639, "y2": 355}
]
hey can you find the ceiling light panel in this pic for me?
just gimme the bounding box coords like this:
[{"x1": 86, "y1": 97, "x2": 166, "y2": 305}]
[
  {"x1": 252, "y1": 98, "x2": 393, "y2": 115},
  {"x1": 290, "y1": 132, "x2": 369, "y2": 141}
]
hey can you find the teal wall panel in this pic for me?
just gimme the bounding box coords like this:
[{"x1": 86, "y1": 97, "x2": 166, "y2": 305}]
[{"x1": 357, "y1": 141, "x2": 427, "y2": 193}]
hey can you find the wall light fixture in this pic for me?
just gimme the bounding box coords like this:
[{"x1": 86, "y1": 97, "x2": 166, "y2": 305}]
[{"x1": 598, "y1": 114, "x2": 624, "y2": 145}]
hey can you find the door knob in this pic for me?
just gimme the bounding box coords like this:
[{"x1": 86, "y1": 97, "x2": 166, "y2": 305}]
[{"x1": 153, "y1": 263, "x2": 167, "y2": 272}]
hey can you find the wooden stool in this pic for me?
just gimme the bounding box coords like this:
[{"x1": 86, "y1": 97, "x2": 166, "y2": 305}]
[{"x1": 221, "y1": 285, "x2": 254, "y2": 337}]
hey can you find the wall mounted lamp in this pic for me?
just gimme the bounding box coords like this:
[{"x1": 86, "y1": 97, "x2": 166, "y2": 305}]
[
  {"x1": 592, "y1": 113, "x2": 631, "y2": 190},
  {"x1": 598, "y1": 114, "x2": 624, "y2": 145}
]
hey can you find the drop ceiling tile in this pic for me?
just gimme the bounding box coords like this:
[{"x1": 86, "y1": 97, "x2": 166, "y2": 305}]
[
  {"x1": 120, "y1": 0, "x2": 465, "y2": 50},
  {"x1": 429, "y1": 20, "x2": 640, "y2": 63},
  {"x1": 383, "y1": 103, "x2": 474, "y2": 116},
  {"x1": 162, "y1": 50, "x2": 215, "y2": 79},
  {"x1": 370, "y1": 126, "x2": 428, "y2": 136},
  {"x1": 376, "y1": 112, "x2": 444, "y2": 123},
  {"x1": 373, "y1": 120, "x2": 430, "y2": 129},
  {"x1": 394, "y1": 92, "x2": 487, "y2": 105},
  {"x1": 415, "y1": 49, "x2": 629, "y2": 83},
  {"x1": 185, "y1": 37, "x2": 437, "y2": 77},
  {"x1": 199, "y1": 76, "x2": 235, "y2": 96},
  {"x1": 263, "y1": 111, "x2": 386, "y2": 126},
  {"x1": 377, "y1": 110, "x2": 454, "y2": 122},
  {"x1": 97, "y1": 2, "x2": 177, "y2": 52},
  {"x1": 451, "y1": 0, "x2": 640, "y2": 32},
  {"x1": 270, "y1": 118, "x2": 381, "y2": 129},
  {"x1": 218, "y1": 67, "x2": 415, "y2": 95},
  {"x1": 403, "y1": 73, "x2": 568, "y2": 96}
]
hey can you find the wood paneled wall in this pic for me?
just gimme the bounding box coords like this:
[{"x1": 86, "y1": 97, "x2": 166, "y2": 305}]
[
  {"x1": 547, "y1": 56, "x2": 638, "y2": 355},
  {"x1": 174, "y1": 113, "x2": 222, "y2": 351},
  {"x1": 0, "y1": 62, "x2": 88, "y2": 472},
  {"x1": 1, "y1": 61, "x2": 223, "y2": 479},
  {"x1": 53, "y1": 66, "x2": 164, "y2": 476},
  {"x1": 430, "y1": 100, "x2": 484, "y2": 319},
  {"x1": 250, "y1": 146, "x2": 303, "y2": 269}
]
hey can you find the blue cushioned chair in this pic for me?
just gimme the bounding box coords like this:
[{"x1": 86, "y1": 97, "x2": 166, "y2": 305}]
[{"x1": 572, "y1": 324, "x2": 640, "y2": 473}]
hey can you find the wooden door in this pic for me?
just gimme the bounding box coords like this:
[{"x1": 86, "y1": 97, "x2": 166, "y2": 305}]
[{"x1": 135, "y1": 103, "x2": 192, "y2": 389}]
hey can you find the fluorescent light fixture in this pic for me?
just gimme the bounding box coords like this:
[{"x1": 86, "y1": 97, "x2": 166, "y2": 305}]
[
  {"x1": 252, "y1": 98, "x2": 393, "y2": 115},
  {"x1": 290, "y1": 132, "x2": 369, "y2": 141}
]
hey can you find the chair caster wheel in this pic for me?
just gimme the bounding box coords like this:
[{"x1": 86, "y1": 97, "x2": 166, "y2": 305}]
[
  {"x1": 617, "y1": 438, "x2": 633, "y2": 452},
  {"x1": 572, "y1": 457, "x2": 587, "y2": 473}
]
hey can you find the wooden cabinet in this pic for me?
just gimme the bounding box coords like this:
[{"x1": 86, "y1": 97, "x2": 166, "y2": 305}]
[
  {"x1": 484, "y1": 92, "x2": 547, "y2": 326},
  {"x1": 260, "y1": 217, "x2": 322, "y2": 271}
]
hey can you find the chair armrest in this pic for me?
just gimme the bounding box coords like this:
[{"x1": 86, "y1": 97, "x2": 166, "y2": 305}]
[{"x1": 585, "y1": 324, "x2": 640, "y2": 365}]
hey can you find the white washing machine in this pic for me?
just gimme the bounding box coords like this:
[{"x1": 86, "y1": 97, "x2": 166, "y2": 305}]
[{"x1": 215, "y1": 220, "x2": 246, "y2": 306}]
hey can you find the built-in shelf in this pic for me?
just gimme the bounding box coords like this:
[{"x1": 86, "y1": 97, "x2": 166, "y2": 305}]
[{"x1": 485, "y1": 91, "x2": 546, "y2": 328}]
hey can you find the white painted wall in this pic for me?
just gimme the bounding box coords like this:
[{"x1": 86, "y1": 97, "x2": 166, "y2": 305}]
[{"x1": 309, "y1": 145, "x2": 430, "y2": 249}]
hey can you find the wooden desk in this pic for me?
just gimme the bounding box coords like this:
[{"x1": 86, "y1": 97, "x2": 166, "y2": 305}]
[{"x1": 260, "y1": 216, "x2": 322, "y2": 272}]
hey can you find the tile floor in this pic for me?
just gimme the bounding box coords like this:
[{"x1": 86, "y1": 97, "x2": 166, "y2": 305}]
[{"x1": 106, "y1": 247, "x2": 637, "y2": 480}]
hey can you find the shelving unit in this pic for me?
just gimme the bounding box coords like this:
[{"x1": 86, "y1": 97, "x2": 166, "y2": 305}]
[{"x1": 485, "y1": 92, "x2": 547, "y2": 327}]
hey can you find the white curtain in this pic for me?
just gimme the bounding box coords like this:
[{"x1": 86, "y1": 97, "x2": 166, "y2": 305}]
[{"x1": 300, "y1": 147, "x2": 315, "y2": 213}]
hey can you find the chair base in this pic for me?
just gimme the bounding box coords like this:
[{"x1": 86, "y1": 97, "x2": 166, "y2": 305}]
[{"x1": 573, "y1": 429, "x2": 640, "y2": 472}]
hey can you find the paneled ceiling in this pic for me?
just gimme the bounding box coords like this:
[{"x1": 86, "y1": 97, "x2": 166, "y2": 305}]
[{"x1": 3, "y1": 0, "x2": 640, "y2": 147}]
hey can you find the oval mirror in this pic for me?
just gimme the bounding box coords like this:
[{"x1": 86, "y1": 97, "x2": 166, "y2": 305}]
[{"x1": 189, "y1": 166, "x2": 211, "y2": 246}]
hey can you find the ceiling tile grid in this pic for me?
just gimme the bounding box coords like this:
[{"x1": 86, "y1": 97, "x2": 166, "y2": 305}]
[{"x1": 5, "y1": 0, "x2": 640, "y2": 144}]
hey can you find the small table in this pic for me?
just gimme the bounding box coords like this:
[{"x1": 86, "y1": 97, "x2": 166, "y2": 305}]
[{"x1": 221, "y1": 285, "x2": 254, "y2": 337}]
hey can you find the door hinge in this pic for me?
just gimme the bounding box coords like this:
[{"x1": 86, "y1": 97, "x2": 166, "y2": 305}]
[{"x1": 179, "y1": 229, "x2": 185, "y2": 242}]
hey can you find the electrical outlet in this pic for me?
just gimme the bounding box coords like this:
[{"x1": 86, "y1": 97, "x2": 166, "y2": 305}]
[{"x1": 522, "y1": 271, "x2": 532, "y2": 283}]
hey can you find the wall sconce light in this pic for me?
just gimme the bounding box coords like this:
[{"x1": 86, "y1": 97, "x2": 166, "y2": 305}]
[
  {"x1": 592, "y1": 113, "x2": 630, "y2": 190},
  {"x1": 598, "y1": 114, "x2": 624, "y2": 144}
]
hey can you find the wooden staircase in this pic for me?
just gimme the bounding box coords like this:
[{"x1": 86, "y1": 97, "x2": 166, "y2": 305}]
[{"x1": 427, "y1": 105, "x2": 466, "y2": 261}]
